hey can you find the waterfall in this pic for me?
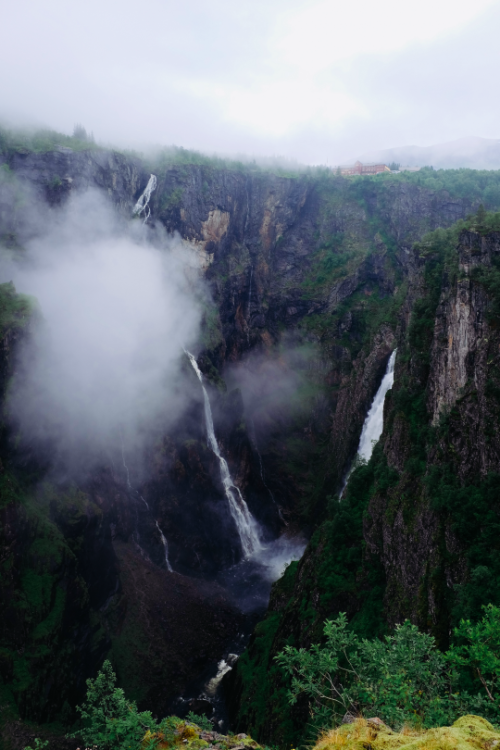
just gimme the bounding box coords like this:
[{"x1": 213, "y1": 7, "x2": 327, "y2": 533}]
[
  {"x1": 358, "y1": 349, "x2": 396, "y2": 461},
  {"x1": 184, "y1": 350, "x2": 261, "y2": 557},
  {"x1": 121, "y1": 439, "x2": 173, "y2": 571},
  {"x1": 341, "y1": 349, "x2": 396, "y2": 496},
  {"x1": 250, "y1": 420, "x2": 287, "y2": 525},
  {"x1": 155, "y1": 521, "x2": 173, "y2": 572},
  {"x1": 133, "y1": 174, "x2": 157, "y2": 222}
]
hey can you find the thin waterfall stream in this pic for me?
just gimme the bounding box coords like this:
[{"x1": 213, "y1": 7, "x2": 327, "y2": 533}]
[
  {"x1": 250, "y1": 419, "x2": 287, "y2": 525},
  {"x1": 341, "y1": 349, "x2": 396, "y2": 495},
  {"x1": 121, "y1": 436, "x2": 174, "y2": 571},
  {"x1": 155, "y1": 521, "x2": 174, "y2": 572},
  {"x1": 184, "y1": 350, "x2": 261, "y2": 557}
]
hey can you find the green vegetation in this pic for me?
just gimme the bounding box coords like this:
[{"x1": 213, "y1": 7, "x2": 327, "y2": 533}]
[
  {"x1": 0, "y1": 480, "x2": 99, "y2": 722},
  {"x1": 185, "y1": 713, "x2": 213, "y2": 731},
  {"x1": 67, "y1": 660, "x2": 261, "y2": 750},
  {"x1": 0, "y1": 124, "x2": 101, "y2": 154},
  {"x1": 161, "y1": 186, "x2": 184, "y2": 211},
  {"x1": 69, "y1": 660, "x2": 159, "y2": 750},
  {"x1": 24, "y1": 740, "x2": 49, "y2": 750},
  {"x1": 0, "y1": 281, "x2": 35, "y2": 335},
  {"x1": 276, "y1": 606, "x2": 500, "y2": 735}
]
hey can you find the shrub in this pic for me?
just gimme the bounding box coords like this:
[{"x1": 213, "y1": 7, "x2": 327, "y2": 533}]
[
  {"x1": 276, "y1": 610, "x2": 499, "y2": 734},
  {"x1": 69, "y1": 660, "x2": 156, "y2": 750}
]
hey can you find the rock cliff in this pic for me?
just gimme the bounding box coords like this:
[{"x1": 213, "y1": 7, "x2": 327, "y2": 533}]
[{"x1": 226, "y1": 219, "x2": 500, "y2": 746}]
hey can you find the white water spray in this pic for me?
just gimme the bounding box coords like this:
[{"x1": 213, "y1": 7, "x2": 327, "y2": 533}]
[
  {"x1": 156, "y1": 520, "x2": 173, "y2": 572},
  {"x1": 133, "y1": 174, "x2": 157, "y2": 222},
  {"x1": 184, "y1": 350, "x2": 261, "y2": 557},
  {"x1": 341, "y1": 350, "x2": 396, "y2": 495}
]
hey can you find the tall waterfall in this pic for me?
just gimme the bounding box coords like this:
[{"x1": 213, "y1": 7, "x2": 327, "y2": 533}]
[
  {"x1": 184, "y1": 350, "x2": 261, "y2": 557},
  {"x1": 133, "y1": 174, "x2": 157, "y2": 222},
  {"x1": 341, "y1": 349, "x2": 396, "y2": 496},
  {"x1": 357, "y1": 349, "x2": 396, "y2": 462}
]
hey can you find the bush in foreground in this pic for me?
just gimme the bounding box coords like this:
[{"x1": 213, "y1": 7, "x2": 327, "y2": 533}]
[{"x1": 276, "y1": 606, "x2": 500, "y2": 734}]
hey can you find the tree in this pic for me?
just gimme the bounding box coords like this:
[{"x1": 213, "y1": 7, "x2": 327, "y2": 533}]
[
  {"x1": 73, "y1": 124, "x2": 88, "y2": 141},
  {"x1": 447, "y1": 604, "x2": 500, "y2": 704},
  {"x1": 69, "y1": 660, "x2": 155, "y2": 750},
  {"x1": 275, "y1": 613, "x2": 495, "y2": 732}
]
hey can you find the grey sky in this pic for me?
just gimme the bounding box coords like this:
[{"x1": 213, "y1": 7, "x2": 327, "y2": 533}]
[{"x1": 2, "y1": 0, "x2": 500, "y2": 163}]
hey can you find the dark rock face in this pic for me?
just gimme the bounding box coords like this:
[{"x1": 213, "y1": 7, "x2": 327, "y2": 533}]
[
  {"x1": 226, "y1": 225, "x2": 500, "y2": 746},
  {"x1": 366, "y1": 229, "x2": 500, "y2": 635},
  {"x1": 1, "y1": 146, "x2": 500, "y2": 735}
]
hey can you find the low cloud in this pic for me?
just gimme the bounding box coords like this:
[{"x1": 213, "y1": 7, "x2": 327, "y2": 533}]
[
  {"x1": 225, "y1": 341, "x2": 322, "y2": 446},
  {"x1": 7, "y1": 190, "x2": 202, "y2": 478}
]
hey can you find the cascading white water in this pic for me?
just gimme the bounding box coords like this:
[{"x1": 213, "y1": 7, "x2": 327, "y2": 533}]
[
  {"x1": 184, "y1": 350, "x2": 261, "y2": 557},
  {"x1": 357, "y1": 349, "x2": 396, "y2": 461},
  {"x1": 340, "y1": 349, "x2": 396, "y2": 496},
  {"x1": 133, "y1": 174, "x2": 157, "y2": 222},
  {"x1": 155, "y1": 520, "x2": 173, "y2": 572}
]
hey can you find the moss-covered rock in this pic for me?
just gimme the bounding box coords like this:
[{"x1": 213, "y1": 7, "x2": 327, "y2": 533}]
[
  {"x1": 142, "y1": 720, "x2": 261, "y2": 750},
  {"x1": 314, "y1": 715, "x2": 500, "y2": 750}
]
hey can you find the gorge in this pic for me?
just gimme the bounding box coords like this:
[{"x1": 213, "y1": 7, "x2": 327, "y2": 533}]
[{"x1": 3, "y1": 129, "x2": 500, "y2": 748}]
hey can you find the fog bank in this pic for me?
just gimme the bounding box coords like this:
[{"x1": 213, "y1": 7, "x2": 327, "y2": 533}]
[{"x1": 7, "y1": 190, "x2": 202, "y2": 477}]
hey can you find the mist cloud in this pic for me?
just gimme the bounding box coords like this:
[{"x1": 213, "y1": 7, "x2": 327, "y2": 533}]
[
  {"x1": 7, "y1": 190, "x2": 202, "y2": 476},
  {"x1": 1, "y1": 0, "x2": 500, "y2": 165},
  {"x1": 226, "y1": 341, "x2": 323, "y2": 446}
]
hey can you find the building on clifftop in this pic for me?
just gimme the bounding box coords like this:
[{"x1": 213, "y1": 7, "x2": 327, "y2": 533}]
[{"x1": 336, "y1": 160, "x2": 391, "y2": 175}]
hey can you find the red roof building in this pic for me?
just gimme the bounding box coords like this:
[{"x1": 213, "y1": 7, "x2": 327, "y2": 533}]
[{"x1": 337, "y1": 161, "x2": 391, "y2": 176}]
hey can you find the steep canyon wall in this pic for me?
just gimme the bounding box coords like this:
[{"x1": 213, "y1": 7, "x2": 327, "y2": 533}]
[{"x1": 1, "y1": 141, "x2": 500, "y2": 739}]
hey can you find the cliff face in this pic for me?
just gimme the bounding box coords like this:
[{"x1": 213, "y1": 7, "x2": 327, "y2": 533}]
[
  {"x1": 369, "y1": 228, "x2": 500, "y2": 633},
  {"x1": 2, "y1": 143, "x2": 500, "y2": 735},
  {"x1": 227, "y1": 223, "x2": 500, "y2": 746}
]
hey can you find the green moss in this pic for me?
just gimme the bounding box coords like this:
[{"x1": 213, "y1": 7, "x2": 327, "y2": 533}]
[{"x1": 313, "y1": 715, "x2": 500, "y2": 750}]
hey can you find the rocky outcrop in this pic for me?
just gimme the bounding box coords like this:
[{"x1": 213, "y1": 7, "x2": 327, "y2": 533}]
[{"x1": 428, "y1": 232, "x2": 500, "y2": 426}]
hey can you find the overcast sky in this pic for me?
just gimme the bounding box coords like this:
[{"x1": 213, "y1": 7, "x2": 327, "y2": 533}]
[{"x1": 2, "y1": 0, "x2": 500, "y2": 164}]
